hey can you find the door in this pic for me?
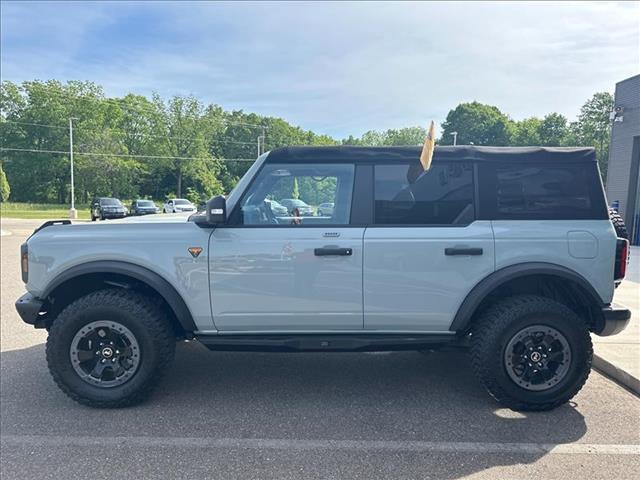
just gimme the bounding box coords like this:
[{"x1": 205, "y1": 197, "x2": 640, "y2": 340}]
[
  {"x1": 210, "y1": 162, "x2": 364, "y2": 332},
  {"x1": 364, "y1": 162, "x2": 495, "y2": 332}
]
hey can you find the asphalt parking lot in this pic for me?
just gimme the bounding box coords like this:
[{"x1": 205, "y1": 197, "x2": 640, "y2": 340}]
[{"x1": 1, "y1": 219, "x2": 639, "y2": 479}]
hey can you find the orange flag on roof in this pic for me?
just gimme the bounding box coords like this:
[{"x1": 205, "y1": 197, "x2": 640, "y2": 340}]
[{"x1": 420, "y1": 120, "x2": 436, "y2": 171}]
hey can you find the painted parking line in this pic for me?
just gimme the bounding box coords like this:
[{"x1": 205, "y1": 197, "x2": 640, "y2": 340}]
[
  {"x1": 0, "y1": 229, "x2": 11, "y2": 236},
  {"x1": 2, "y1": 435, "x2": 639, "y2": 455}
]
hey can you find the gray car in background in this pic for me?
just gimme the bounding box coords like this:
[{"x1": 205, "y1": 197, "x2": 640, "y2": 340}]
[{"x1": 130, "y1": 199, "x2": 160, "y2": 216}]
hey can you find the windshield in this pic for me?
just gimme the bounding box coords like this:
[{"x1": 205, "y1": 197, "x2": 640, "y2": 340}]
[
  {"x1": 101, "y1": 198, "x2": 121, "y2": 206},
  {"x1": 138, "y1": 200, "x2": 155, "y2": 207},
  {"x1": 174, "y1": 199, "x2": 191, "y2": 205}
]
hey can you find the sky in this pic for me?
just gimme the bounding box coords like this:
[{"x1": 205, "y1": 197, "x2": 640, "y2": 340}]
[{"x1": 1, "y1": 1, "x2": 639, "y2": 138}]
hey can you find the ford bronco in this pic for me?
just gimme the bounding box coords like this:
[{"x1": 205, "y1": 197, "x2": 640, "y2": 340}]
[{"x1": 15, "y1": 146, "x2": 631, "y2": 410}]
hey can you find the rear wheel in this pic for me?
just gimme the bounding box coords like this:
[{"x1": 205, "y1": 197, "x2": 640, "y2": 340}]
[
  {"x1": 470, "y1": 295, "x2": 591, "y2": 411},
  {"x1": 46, "y1": 289, "x2": 176, "y2": 407}
]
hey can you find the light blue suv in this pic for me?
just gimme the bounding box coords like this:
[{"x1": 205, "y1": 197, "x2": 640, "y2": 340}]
[{"x1": 15, "y1": 146, "x2": 631, "y2": 410}]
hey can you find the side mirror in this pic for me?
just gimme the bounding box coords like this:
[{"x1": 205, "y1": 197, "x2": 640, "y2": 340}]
[{"x1": 206, "y1": 195, "x2": 226, "y2": 225}]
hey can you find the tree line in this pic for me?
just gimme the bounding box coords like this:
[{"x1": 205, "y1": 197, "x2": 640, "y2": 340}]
[{"x1": 0, "y1": 80, "x2": 613, "y2": 204}]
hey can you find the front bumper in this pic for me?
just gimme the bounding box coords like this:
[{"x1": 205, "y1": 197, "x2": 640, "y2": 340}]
[
  {"x1": 15, "y1": 292, "x2": 46, "y2": 328},
  {"x1": 596, "y1": 304, "x2": 632, "y2": 336},
  {"x1": 103, "y1": 212, "x2": 127, "y2": 218}
]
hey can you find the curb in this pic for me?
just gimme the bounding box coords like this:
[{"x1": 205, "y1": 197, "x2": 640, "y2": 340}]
[{"x1": 593, "y1": 354, "x2": 640, "y2": 395}]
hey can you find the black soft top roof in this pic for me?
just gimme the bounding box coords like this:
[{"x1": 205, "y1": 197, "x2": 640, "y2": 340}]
[{"x1": 266, "y1": 145, "x2": 596, "y2": 164}]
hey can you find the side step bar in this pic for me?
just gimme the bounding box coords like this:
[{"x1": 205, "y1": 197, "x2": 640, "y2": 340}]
[{"x1": 195, "y1": 333, "x2": 457, "y2": 353}]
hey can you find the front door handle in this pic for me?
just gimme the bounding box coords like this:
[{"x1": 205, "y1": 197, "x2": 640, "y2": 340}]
[
  {"x1": 314, "y1": 247, "x2": 353, "y2": 256},
  {"x1": 445, "y1": 247, "x2": 483, "y2": 256}
]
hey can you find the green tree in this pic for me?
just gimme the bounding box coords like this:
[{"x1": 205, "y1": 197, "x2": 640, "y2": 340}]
[
  {"x1": 574, "y1": 92, "x2": 614, "y2": 178},
  {"x1": 538, "y1": 113, "x2": 570, "y2": 146},
  {"x1": 511, "y1": 117, "x2": 542, "y2": 146},
  {"x1": 341, "y1": 127, "x2": 426, "y2": 146},
  {"x1": 440, "y1": 102, "x2": 513, "y2": 146}
]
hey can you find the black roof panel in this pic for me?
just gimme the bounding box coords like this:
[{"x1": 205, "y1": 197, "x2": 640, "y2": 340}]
[{"x1": 265, "y1": 145, "x2": 596, "y2": 164}]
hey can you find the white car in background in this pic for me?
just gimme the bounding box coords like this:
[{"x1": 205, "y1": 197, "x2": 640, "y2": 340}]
[
  {"x1": 163, "y1": 198, "x2": 196, "y2": 213},
  {"x1": 317, "y1": 202, "x2": 334, "y2": 216}
]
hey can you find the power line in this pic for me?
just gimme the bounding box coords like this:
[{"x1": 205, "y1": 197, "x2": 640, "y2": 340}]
[
  {"x1": 0, "y1": 120, "x2": 261, "y2": 146},
  {"x1": 0, "y1": 120, "x2": 68, "y2": 129},
  {"x1": 0, "y1": 147, "x2": 256, "y2": 162}
]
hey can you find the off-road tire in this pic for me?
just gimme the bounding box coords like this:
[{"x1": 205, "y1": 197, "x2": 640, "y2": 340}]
[
  {"x1": 46, "y1": 289, "x2": 176, "y2": 408},
  {"x1": 609, "y1": 208, "x2": 628, "y2": 239},
  {"x1": 470, "y1": 295, "x2": 592, "y2": 411}
]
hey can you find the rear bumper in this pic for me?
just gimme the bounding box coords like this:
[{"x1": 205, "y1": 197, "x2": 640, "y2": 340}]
[
  {"x1": 596, "y1": 304, "x2": 631, "y2": 337},
  {"x1": 15, "y1": 292, "x2": 46, "y2": 328}
]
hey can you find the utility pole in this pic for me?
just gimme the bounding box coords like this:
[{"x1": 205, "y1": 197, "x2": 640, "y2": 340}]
[
  {"x1": 68, "y1": 117, "x2": 78, "y2": 219},
  {"x1": 257, "y1": 127, "x2": 266, "y2": 156},
  {"x1": 450, "y1": 131, "x2": 458, "y2": 146}
]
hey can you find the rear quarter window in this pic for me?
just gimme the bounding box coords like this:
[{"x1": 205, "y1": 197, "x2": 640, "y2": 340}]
[{"x1": 481, "y1": 163, "x2": 608, "y2": 220}]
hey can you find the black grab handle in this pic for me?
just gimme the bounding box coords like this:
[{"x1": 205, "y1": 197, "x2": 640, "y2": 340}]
[
  {"x1": 314, "y1": 247, "x2": 353, "y2": 256},
  {"x1": 445, "y1": 247, "x2": 483, "y2": 256}
]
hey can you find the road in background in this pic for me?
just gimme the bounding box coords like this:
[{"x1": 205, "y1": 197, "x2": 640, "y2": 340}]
[{"x1": 1, "y1": 218, "x2": 639, "y2": 479}]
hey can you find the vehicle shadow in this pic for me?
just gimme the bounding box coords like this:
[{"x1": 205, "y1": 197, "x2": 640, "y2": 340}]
[{"x1": 0, "y1": 342, "x2": 588, "y2": 479}]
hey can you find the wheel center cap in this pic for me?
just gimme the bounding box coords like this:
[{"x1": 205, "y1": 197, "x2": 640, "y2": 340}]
[
  {"x1": 530, "y1": 351, "x2": 542, "y2": 362},
  {"x1": 101, "y1": 347, "x2": 114, "y2": 359}
]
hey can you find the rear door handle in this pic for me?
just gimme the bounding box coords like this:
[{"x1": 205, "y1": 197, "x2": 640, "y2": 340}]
[
  {"x1": 445, "y1": 247, "x2": 483, "y2": 256},
  {"x1": 314, "y1": 247, "x2": 353, "y2": 256}
]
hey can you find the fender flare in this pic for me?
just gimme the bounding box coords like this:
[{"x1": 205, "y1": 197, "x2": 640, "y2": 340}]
[
  {"x1": 449, "y1": 262, "x2": 605, "y2": 333},
  {"x1": 43, "y1": 260, "x2": 197, "y2": 333}
]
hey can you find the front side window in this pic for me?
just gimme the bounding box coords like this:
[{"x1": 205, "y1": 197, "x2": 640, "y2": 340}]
[
  {"x1": 374, "y1": 162, "x2": 475, "y2": 225},
  {"x1": 495, "y1": 165, "x2": 591, "y2": 217},
  {"x1": 236, "y1": 163, "x2": 355, "y2": 226}
]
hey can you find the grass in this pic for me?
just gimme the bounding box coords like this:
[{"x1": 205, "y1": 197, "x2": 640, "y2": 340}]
[{"x1": 0, "y1": 202, "x2": 91, "y2": 220}]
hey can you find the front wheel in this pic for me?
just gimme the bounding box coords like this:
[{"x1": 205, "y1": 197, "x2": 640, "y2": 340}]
[
  {"x1": 470, "y1": 295, "x2": 592, "y2": 411},
  {"x1": 46, "y1": 289, "x2": 176, "y2": 407}
]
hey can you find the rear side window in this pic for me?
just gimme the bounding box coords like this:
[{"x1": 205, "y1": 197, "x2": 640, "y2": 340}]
[
  {"x1": 495, "y1": 165, "x2": 592, "y2": 217},
  {"x1": 374, "y1": 163, "x2": 475, "y2": 225}
]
